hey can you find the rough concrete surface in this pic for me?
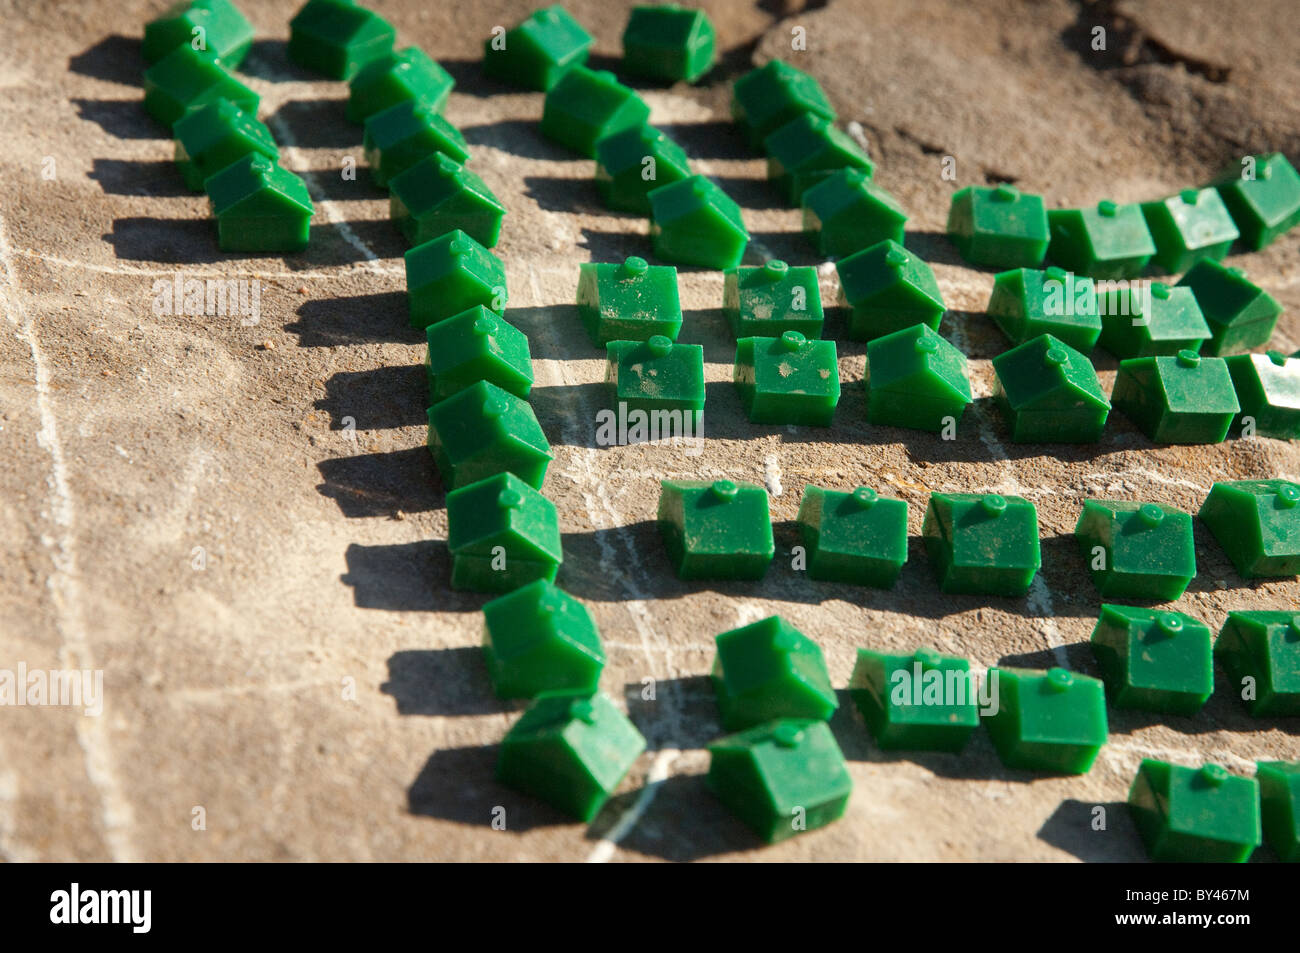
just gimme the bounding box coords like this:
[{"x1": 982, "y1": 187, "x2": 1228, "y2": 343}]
[{"x1": 0, "y1": 0, "x2": 1296, "y2": 861}]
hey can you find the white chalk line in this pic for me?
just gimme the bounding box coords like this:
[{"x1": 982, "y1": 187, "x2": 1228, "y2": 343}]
[
  {"x1": 585, "y1": 749, "x2": 679, "y2": 863},
  {"x1": 15, "y1": 248, "x2": 401, "y2": 279},
  {"x1": 0, "y1": 212, "x2": 138, "y2": 862}
]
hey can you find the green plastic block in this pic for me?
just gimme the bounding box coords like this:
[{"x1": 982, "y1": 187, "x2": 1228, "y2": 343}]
[
  {"x1": 173, "y1": 98, "x2": 278, "y2": 192},
  {"x1": 446, "y1": 472, "x2": 562, "y2": 592},
  {"x1": 621, "y1": 4, "x2": 715, "y2": 84},
  {"x1": 1097, "y1": 281, "x2": 1210, "y2": 359},
  {"x1": 540, "y1": 66, "x2": 650, "y2": 157},
  {"x1": 986, "y1": 667, "x2": 1108, "y2": 774},
  {"x1": 142, "y1": 45, "x2": 259, "y2": 127},
  {"x1": 1175, "y1": 260, "x2": 1282, "y2": 356},
  {"x1": 801, "y1": 168, "x2": 907, "y2": 259},
  {"x1": 204, "y1": 154, "x2": 313, "y2": 252},
  {"x1": 425, "y1": 307, "x2": 533, "y2": 404},
  {"x1": 427, "y1": 380, "x2": 551, "y2": 490},
  {"x1": 987, "y1": 267, "x2": 1100, "y2": 352},
  {"x1": 1212, "y1": 152, "x2": 1300, "y2": 250},
  {"x1": 1199, "y1": 479, "x2": 1300, "y2": 578},
  {"x1": 605, "y1": 336, "x2": 704, "y2": 419},
  {"x1": 707, "y1": 719, "x2": 851, "y2": 844},
  {"x1": 143, "y1": 0, "x2": 255, "y2": 67},
  {"x1": 733, "y1": 332, "x2": 839, "y2": 427},
  {"x1": 1074, "y1": 501, "x2": 1195, "y2": 601},
  {"x1": 1089, "y1": 605, "x2": 1212, "y2": 715},
  {"x1": 711, "y1": 616, "x2": 837, "y2": 731},
  {"x1": 723, "y1": 260, "x2": 824, "y2": 339},
  {"x1": 864, "y1": 323, "x2": 972, "y2": 433},
  {"x1": 923, "y1": 492, "x2": 1041, "y2": 596},
  {"x1": 837, "y1": 240, "x2": 945, "y2": 341},
  {"x1": 763, "y1": 113, "x2": 874, "y2": 204},
  {"x1": 577, "y1": 256, "x2": 682, "y2": 345},
  {"x1": 1227, "y1": 351, "x2": 1300, "y2": 439},
  {"x1": 658, "y1": 479, "x2": 773, "y2": 580},
  {"x1": 849, "y1": 647, "x2": 979, "y2": 752},
  {"x1": 1215, "y1": 611, "x2": 1300, "y2": 716},
  {"x1": 797, "y1": 486, "x2": 908, "y2": 588},
  {"x1": 1047, "y1": 200, "x2": 1156, "y2": 279},
  {"x1": 947, "y1": 185, "x2": 1050, "y2": 269},
  {"x1": 1129, "y1": 760, "x2": 1260, "y2": 862},
  {"x1": 1140, "y1": 188, "x2": 1238, "y2": 274},
  {"x1": 497, "y1": 691, "x2": 645, "y2": 821},
  {"x1": 593, "y1": 124, "x2": 691, "y2": 215},
  {"x1": 346, "y1": 46, "x2": 454, "y2": 123},
  {"x1": 991, "y1": 334, "x2": 1110, "y2": 443},
  {"x1": 405, "y1": 229, "x2": 507, "y2": 330},
  {"x1": 482, "y1": 581, "x2": 604, "y2": 699},
  {"x1": 389, "y1": 152, "x2": 506, "y2": 248},
  {"x1": 648, "y1": 175, "x2": 749, "y2": 269},
  {"x1": 287, "y1": 0, "x2": 395, "y2": 80},
  {"x1": 362, "y1": 99, "x2": 469, "y2": 188},
  {"x1": 1257, "y1": 761, "x2": 1300, "y2": 862},
  {"x1": 1111, "y1": 350, "x2": 1239, "y2": 444},
  {"x1": 482, "y1": 5, "x2": 593, "y2": 92},
  {"x1": 730, "y1": 60, "x2": 835, "y2": 150}
]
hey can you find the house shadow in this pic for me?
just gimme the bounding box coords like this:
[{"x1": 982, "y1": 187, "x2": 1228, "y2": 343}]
[
  {"x1": 623, "y1": 675, "x2": 722, "y2": 751},
  {"x1": 264, "y1": 97, "x2": 355, "y2": 149},
  {"x1": 73, "y1": 98, "x2": 162, "y2": 140},
  {"x1": 317, "y1": 445, "x2": 442, "y2": 519},
  {"x1": 341, "y1": 539, "x2": 488, "y2": 613},
  {"x1": 381, "y1": 647, "x2": 517, "y2": 717},
  {"x1": 286, "y1": 290, "x2": 418, "y2": 348},
  {"x1": 461, "y1": 118, "x2": 576, "y2": 161},
  {"x1": 90, "y1": 158, "x2": 192, "y2": 197},
  {"x1": 1037, "y1": 799, "x2": 1141, "y2": 862},
  {"x1": 316, "y1": 364, "x2": 428, "y2": 431},
  {"x1": 68, "y1": 34, "x2": 143, "y2": 86},
  {"x1": 407, "y1": 744, "x2": 575, "y2": 832}
]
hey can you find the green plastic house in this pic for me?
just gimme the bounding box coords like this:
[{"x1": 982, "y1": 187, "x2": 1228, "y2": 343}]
[
  {"x1": 648, "y1": 175, "x2": 749, "y2": 269},
  {"x1": 985, "y1": 667, "x2": 1108, "y2": 774},
  {"x1": 482, "y1": 5, "x2": 593, "y2": 92},
  {"x1": 425, "y1": 306, "x2": 533, "y2": 404},
  {"x1": 1047, "y1": 200, "x2": 1155, "y2": 279},
  {"x1": 837, "y1": 239, "x2": 945, "y2": 341},
  {"x1": 1111, "y1": 351, "x2": 1239, "y2": 444},
  {"x1": 1074, "y1": 501, "x2": 1196, "y2": 601},
  {"x1": 621, "y1": 4, "x2": 716, "y2": 84},
  {"x1": 389, "y1": 152, "x2": 506, "y2": 248},
  {"x1": 723, "y1": 260, "x2": 824, "y2": 339},
  {"x1": 540, "y1": 66, "x2": 650, "y2": 157},
  {"x1": 730, "y1": 60, "x2": 835, "y2": 149},
  {"x1": 593, "y1": 123, "x2": 692, "y2": 215},
  {"x1": 801, "y1": 168, "x2": 907, "y2": 260},
  {"x1": 1212, "y1": 152, "x2": 1300, "y2": 250},
  {"x1": 605, "y1": 336, "x2": 704, "y2": 419},
  {"x1": 405, "y1": 229, "x2": 507, "y2": 329},
  {"x1": 497, "y1": 691, "x2": 645, "y2": 820},
  {"x1": 1129, "y1": 760, "x2": 1260, "y2": 862},
  {"x1": 797, "y1": 486, "x2": 908, "y2": 588},
  {"x1": 1215, "y1": 611, "x2": 1300, "y2": 716},
  {"x1": 922, "y1": 492, "x2": 1040, "y2": 596},
  {"x1": 426, "y1": 380, "x2": 552, "y2": 490},
  {"x1": 481, "y1": 580, "x2": 604, "y2": 698},
  {"x1": 1140, "y1": 187, "x2": 1238, "y2": 274},
  {"x1": 1097, "y1": 281, "x2": 1210, "y2": 359},
  {"x1": 446, "y1": 472, "x2": 562, "y2": 592},
  {"x1": 706, "y1": 719, "x2": 851, "y2": 844},
  {"x1": 947, "y1": 185, "x2": 1050, "y2": 269},
  {"x1": 849, "y1": 647, "x2": 980, "y2": 752},
  {"x1": 346, "y1": 46, "x2": 454, "y2": 123},
  {"x1": 143, "y1": 0, "x2": 255, "y2": 67},
  {"x1": 205, "y1": 154, "x2": 313, "y2": 252},
  {"x1": 864, "y1": 323, "x2": 972, "y2": 433},
  {"x1": 1257, "y1": 762, "x2": 1300, "y2": 862},
  {"x1": 173, "y1": 98, "x2": 278, "y2": 192},
  {"x1": 987, "y1": 267, "x2": 1100, "y2": 352},
  {"x1": 1175, "y1": 260, "x2": 1282, "y2": 355},
  {"x1": 734, "y1": 332, "x2": 840, "y2": 426},
  {"x1": 362, "y1": 99, "x2": 469, "y2": 188},
  {"x1": 577, "y1": 256, "x2": 682, "y2": 345},
  {"x1": 1089, "y1": 605, "x2": 1213, "y2": 715},
  {"x1": 287, "y1": 0, "x2": 395, "y2": 80},
  {"x1": 1226, "y1": 351, "x2": 1300, "y2": 439},
  {"x1": 1199, "y1": 479, "x2": 1300, "y2": 578},
  {"x1": 143, "y1": 44, "x2": 259, "y2": 127},
  {"x1": 657, "y1": 479, "x2": 773, "y2": 580},
  {"x1": 763, "y1": 112, "x2": 874, "y2": 203},
  {"x1": 991, "y1": 334, "x2": 1110, "y2": 443},
  {"x1": 711, "y1": 615, "x2": 837, "y2": 731}
]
